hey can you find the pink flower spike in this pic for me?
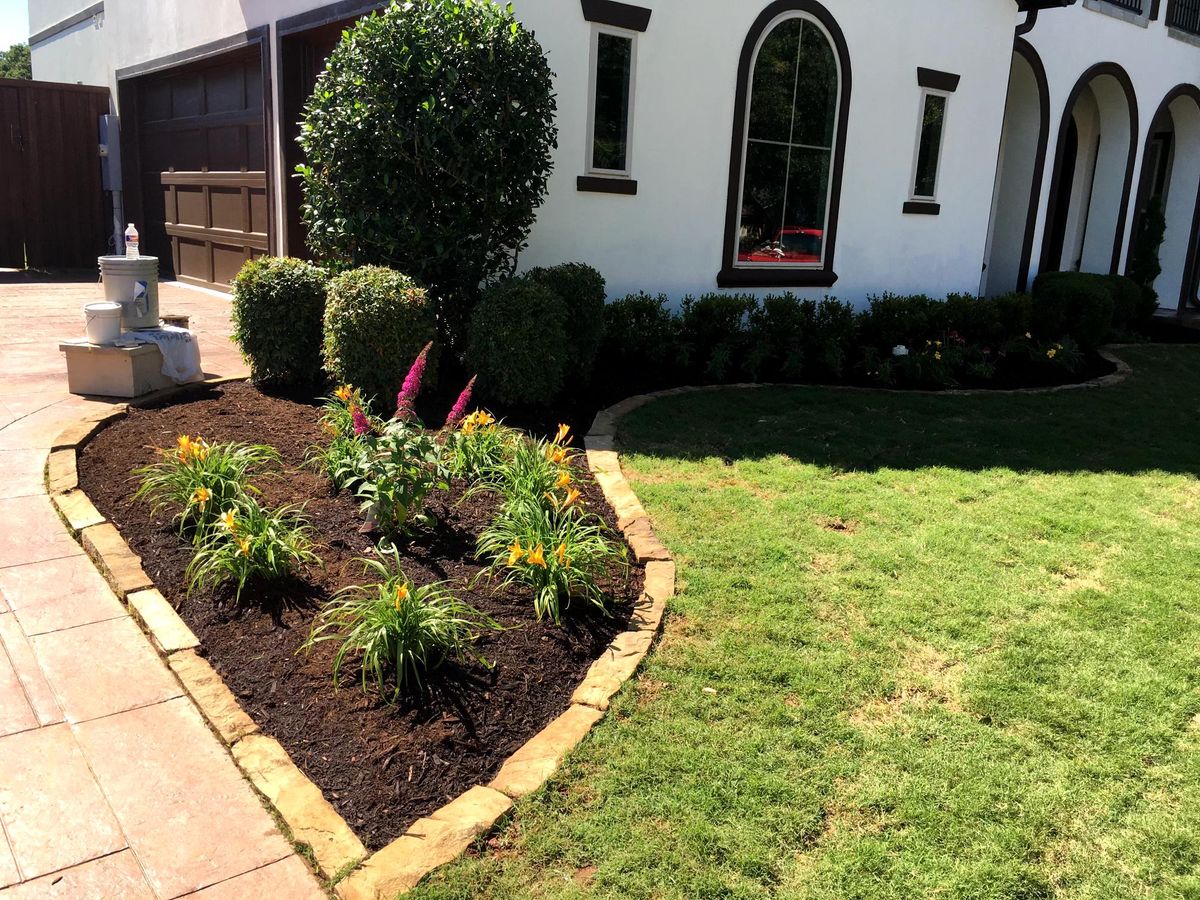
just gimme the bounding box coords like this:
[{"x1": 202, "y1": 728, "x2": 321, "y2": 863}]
[
  {"x1": 444, "y1": 375, "x2": 477, "y2": 428},
  {"x1": 352, "y1": 406, "x2": 371, "y2": 437},
  {"x1": 395, "y1": 342, "x2": 432, "y2": 419}
]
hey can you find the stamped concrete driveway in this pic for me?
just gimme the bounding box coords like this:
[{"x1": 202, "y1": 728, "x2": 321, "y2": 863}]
[{"x1": 0, "y1": 277, "x2": 323, "y2": 898}]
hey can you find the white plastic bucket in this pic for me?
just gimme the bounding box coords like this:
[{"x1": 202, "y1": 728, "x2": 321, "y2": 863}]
[
  {"x1": 98, "y1": 255, "x2": 159, "y2": 329},
  {"x1": 84, "y1": 302, "x2": 123, "y2": 345}
]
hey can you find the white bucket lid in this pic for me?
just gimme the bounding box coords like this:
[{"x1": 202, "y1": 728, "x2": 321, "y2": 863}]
[{"x1": 85, "y1": 302, "x2": 122, "y2": 314}]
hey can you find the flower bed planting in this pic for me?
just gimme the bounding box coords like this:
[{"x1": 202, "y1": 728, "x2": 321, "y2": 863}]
[{"x1": 76, "y1": 381, "x2": 641, "y2": 852}]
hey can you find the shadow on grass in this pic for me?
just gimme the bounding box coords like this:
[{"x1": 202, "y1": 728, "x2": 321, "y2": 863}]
[{"x1": 616, "y1": 345, "x2": 1200, "y2": 477}]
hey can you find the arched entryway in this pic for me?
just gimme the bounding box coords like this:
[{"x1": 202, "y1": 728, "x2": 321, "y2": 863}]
[
  {"x1": 1128, "y1": 86, "x2": 1200, "y2": 313},
  {"x1": 1040, "y1": 63, "x2": 1139, "y2": 277},
  {"x1": 983, "y1": 39, "x2": 1049, "y2": 295}
]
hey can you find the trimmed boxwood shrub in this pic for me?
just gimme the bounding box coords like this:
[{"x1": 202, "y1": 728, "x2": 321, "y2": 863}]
[
  {"x1": 1031, "y1": 272, "x2": 1115, "y2": 350},
  {"x1": 857, "y1": 294, "x2": 948, "y2": 352},
  {"x1": 468, "y1": 277, "x2": 568, "y2": 406},
  {"x1": 231, "y1": 257, "x2": 328, "y2": 388},
  {"x1": 597, "y1": 293, "x2": 684, "y2": 396},
  {"x1": 680, "y1": 293, "x2": 756, "y2": 383},
  {"x1": 526, "y1": 263, "x2": 607, "y2": 386},
  {"x1": 323, "y1": 266, "x2": 436, "y2": 408},
  {"x1": 297, "y1": 0, "x2": 557, "y2": 340},
  {"x1": 944, "y1": 292, "x2": 1033, "y2": 349}
]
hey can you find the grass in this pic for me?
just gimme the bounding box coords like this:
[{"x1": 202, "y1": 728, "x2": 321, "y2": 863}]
[{"x1": 410, "y1": 345, "x2": 1200, "y2": 899}]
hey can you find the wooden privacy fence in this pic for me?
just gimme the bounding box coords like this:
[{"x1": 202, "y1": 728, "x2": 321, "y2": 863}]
[{"x1": 0, "y1": 78, "x2": 111, "y2": 270}]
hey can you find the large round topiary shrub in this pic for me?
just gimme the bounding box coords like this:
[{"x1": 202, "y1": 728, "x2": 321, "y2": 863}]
[
  {"x1": 467, "y1": 277, "x2": 567, "y2": 406},
  {"x1": 297, "y1": 0, "x2": 558, "y2": 340},
  {"x1": 323, "y1": 266, "x2": 437, "y2": 408},
  {"x1": 525, "y1": 263, "x2": 607, "y2": 386},
  {"x1": 231, "y1": 257, "x2": 328, "y2": 388}
]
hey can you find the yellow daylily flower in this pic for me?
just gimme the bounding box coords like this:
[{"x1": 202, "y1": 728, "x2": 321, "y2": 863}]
[
  {"x1": 555, "y1": 469, "x2": 572, "y2": 489},
  {"x1": 219, "y1": 509, "x2": 237, "y2": 532},
  {"x1": 191, "y1": 487, "x2": 211, "y2": 508},
  {"x1": 1047, "y1": 348, "x2": 1058, "y2": 359},
  {"x1": 236, "y1": 537, "x2": 251, "y2": 557},
  {"x1": 556, "y1": 543, "x2": 569, "y2": 568},
  {"x1": 527, "y1": 544, "x2": 547, "y2": 568},
  {"x1": 934, "y1": 352, "x2": 942, "y2": 361},
  {"x1": 335, "y1": 385, "x2": 354, "y2": 402},
  {"x1": 546, "y1": 446, "x2": 569, "y2": 465},
  {"x1": 192, "y1": 439, "x2": 210, "y2": 461},
  {"x1": 176, "y1": 435, "x2": 193, "y2": 457},
  {"x1": 554, "y1": 423, "x2": 571, "y2": 446},
  {"x1": 394, "y1": 583, "x2": 409, "y2": 610},
  {"x1": 507, "y1": 540, "x2": 525, "y2": 566},
  {"x1": 562, "y1": 487, "x2": 582, "y2": 508}
]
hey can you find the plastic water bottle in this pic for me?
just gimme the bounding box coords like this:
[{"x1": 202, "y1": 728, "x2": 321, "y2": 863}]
[{"x1": 124, "y1": 224, "x2": 139, "y2": 258}]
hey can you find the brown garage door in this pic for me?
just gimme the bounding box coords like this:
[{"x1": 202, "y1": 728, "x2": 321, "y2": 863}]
[{"x1": 125, "y1": 46, "x2": 268, "y2": 291}]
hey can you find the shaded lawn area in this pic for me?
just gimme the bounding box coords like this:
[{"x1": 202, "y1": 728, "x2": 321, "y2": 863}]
[{"x1": 412, "y1": 345, "x2": 1200, "y2": 899}]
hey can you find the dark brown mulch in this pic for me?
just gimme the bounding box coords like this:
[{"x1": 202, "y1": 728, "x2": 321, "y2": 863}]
[{"x1": 78, "y1": 382, "x2": 640, "y2": 852}]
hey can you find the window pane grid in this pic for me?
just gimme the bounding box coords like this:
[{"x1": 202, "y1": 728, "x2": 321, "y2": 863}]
[{"x1": 736, "y1": 16, "x2": 837, "y2": 268}]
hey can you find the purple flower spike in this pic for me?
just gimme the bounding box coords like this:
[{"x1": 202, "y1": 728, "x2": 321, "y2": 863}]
[
  {"x1": 444, "y1": 375, "x2": 477, "y2": 429},
  {"x1": 352, "y1": 406, "x2": 371, "y2": 437},
  {"x1": 395, "y1": 342, "x2": 432, "y2": 420}
]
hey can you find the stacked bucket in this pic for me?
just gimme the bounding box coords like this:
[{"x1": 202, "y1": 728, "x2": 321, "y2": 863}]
[{"x1": 84, "y1": 255, "x2": 161, "y2": 343}]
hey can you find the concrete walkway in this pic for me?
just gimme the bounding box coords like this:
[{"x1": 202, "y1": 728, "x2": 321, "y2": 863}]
[{"x1": 0, "y1": 278, "x2": 323, "y2": 898}]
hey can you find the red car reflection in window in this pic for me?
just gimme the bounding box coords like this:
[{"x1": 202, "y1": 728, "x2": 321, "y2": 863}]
[{"x1": 738, "y1": 227, "x2": 823, "y2": 264}]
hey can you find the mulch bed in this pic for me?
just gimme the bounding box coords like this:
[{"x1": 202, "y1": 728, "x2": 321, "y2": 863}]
[{"x1": 78, "y1": 382, "x2": 641, "y2": 851}]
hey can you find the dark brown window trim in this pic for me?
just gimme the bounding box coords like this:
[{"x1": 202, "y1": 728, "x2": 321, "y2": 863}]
[
  {"x1": 1127, "y1": 84, "x2": 1200, "y2": 313},
  {"x1": 917, "y1": 68, "x2": 960, "y2": 93},
  {"x1": 1039, "y1": 61, "x2": 1138, "y2": 277},
  {"x1": 717, "y1": 268, "x2": 839, "y2": 289},
  {"x1": 903, "y1": 201, "x2": 941, "y2": 215},
  {"x1": 1011, "y1": 38, "x2": 1051, "y2": 292},
  {"x1": 577, "y1": 176, "x2": 638, "y2": 195},
  {"x1": 580, "y1": 0, "x2": 652, "y2": 32},
  {"x1": 718, "y1": 0, "x2": 851, "y2": 290}
]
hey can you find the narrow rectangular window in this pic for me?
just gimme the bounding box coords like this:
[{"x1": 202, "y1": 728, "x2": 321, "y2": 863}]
[
  {"x1": 589, "y1": 29, "x2": 635, "y2": 175},
  {"x1": 912, "y1": 91, "x2": 948, "y2": 201}
]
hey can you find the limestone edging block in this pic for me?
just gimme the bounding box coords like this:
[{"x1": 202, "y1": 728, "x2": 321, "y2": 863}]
[
  {"x1": 52, "y1": 489, "x2": 106, "y2": 533},
  {"x1": 232, "y1": 733, "x2": 367, "y2": 879},
  {"x1": 168, "y1": 649, "x2": 259, "y2": 746},
  {"x1": 127, "y1": 588, "x2": 199, "y2": 654},
  {"x1": 488, "y1": 704, "x2": 606, "y2": 799},
  {"x1": 80, "y1": 523, "x2": 154, "y2": 599},
  {"x1": 336, "y1": 786, "x2": 512, "y2": 900},
  {"x1": 45, "y1": 448, "x2": 78, "y2": 495}
]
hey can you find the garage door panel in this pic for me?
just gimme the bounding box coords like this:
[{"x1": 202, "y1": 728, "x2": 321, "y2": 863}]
[
  {"x1": 207, "y1": 67, "x2": 246, "y2": 114},
  {"x1": 132, "y1": 45, "x2": 268, "y2": 291},
  {"x1": 206, "y1": 126, "x2": 248, "y2": 170}
]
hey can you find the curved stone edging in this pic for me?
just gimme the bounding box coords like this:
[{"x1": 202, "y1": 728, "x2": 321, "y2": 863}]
[{"x1": 49, "y1": 378, "x2": 675, "y2": 900}]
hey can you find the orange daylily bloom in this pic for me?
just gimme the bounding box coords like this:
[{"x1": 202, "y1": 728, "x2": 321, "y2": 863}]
[
  {"x1": 554, "y1": 423, "x2": 571, "y2": 446},
  {"x1": 394, "y1": 583, "x2": 409, "y2": 610},
  {"x1": 526, "y1": 544, "x2": 547, "y2": 568},
  {"x1": 176, "y1": 435, "x2": 193, "y2": 457},
  {"x1": 555, "y1": 469, "x2": 571, "y2": 489},
  {"x1": 562, "y1": 487, "x2": 582, "y2": 508},
  {"x1": 546, "y1": 446, "x2": 569, "y2": 465},
  {"x1": 556, "y1": 543, "x2": 569, "y2": 567},
  {"x1": 191, "y1": 487, "x2": 211, "y2": 508},
  {"x1": 236, "y1": 537, "x2": 251, "y2": 557},
  {"x1": 335, "y1": 385, "x2": 354, "y2": 402},
  {"x1": 507, "y1": 540, "x2": 525, "y2": 566}
]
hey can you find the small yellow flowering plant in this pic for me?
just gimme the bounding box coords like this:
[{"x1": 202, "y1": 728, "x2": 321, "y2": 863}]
[
  {"x1": 302, "y1": 545, "x2": 497, "y2": 697},
  {"x1": 476, "y1": 423, "x2": 626, "y2": 623},
  {"x1": 133, "y1": 435, "x2": 279, "y2": 538},
  {"x1": 443, "y1": 409, "x2": 518, "y2": 482},
  {"x1": 186, "y1": 497, "x2": 318, "y2": 603}
]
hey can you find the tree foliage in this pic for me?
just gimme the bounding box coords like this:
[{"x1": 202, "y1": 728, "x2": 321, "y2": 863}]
[
  {"x1": 297, "y1": 0, "x2": 558, "y2": 340},
  {"x1": 0, "y1": 44, "x2": 31, "y2": 80}
]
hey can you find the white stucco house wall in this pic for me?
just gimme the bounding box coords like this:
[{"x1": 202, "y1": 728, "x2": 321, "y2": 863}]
[{"x1": 26, "y1": 0, "x2": 1200, "y2": 313}]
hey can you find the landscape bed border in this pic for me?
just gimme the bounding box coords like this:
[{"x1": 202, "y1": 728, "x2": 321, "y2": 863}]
[
  {"x1": 47, "y1": 376, "x2": 675, "y2": 899},
  {"x1": 44, "y1": 348, "x2": 1134, "y2": 895}
]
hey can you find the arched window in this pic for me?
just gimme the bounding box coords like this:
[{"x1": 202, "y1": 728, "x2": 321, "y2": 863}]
[{"x1": 719, "y1": 1, "x2": 851, "y2": 288}]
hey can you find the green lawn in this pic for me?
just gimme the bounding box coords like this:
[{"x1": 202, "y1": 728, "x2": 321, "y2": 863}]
[{"x1": 412, "y1": 345, "x2": 1200, "y2": 900}]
